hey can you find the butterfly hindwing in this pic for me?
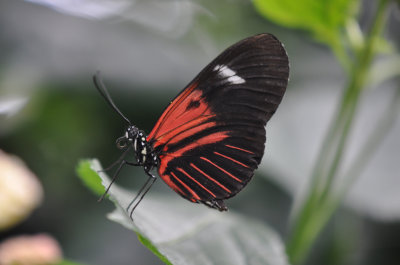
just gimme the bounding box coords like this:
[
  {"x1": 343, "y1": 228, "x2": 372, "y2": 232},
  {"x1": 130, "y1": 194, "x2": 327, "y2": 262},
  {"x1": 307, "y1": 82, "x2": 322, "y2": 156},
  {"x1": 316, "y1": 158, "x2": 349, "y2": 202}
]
[{"x1": 147, "y1": 33, "x2": 289, "y2": 210}]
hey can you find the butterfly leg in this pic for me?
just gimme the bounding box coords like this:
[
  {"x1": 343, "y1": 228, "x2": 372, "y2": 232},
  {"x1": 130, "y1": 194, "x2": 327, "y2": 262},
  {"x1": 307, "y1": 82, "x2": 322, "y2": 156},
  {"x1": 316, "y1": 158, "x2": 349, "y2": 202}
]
[
  {"x1": 127, "y1": 171, "x2": 157, "y2": 220},
  {"x1": 98, "y1": 159, "x2": 140, "y2": 202},
  {"x1": 100, "y1": 146, "x2": 134, "y2": 172}
]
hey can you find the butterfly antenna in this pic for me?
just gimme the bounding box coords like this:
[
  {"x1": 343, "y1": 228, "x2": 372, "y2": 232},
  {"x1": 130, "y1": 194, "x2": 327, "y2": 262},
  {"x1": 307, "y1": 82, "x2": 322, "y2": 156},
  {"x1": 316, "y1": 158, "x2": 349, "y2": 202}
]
[{"x1": 93, "y1": 71, "x2": 132, "y2": 125}]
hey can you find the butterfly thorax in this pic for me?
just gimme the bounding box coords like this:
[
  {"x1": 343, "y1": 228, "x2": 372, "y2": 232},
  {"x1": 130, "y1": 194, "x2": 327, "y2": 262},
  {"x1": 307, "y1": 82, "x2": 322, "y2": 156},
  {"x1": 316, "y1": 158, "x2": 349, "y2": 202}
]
[{"x1": 124, "y1": 126, "x2": 158, "y2": 172}]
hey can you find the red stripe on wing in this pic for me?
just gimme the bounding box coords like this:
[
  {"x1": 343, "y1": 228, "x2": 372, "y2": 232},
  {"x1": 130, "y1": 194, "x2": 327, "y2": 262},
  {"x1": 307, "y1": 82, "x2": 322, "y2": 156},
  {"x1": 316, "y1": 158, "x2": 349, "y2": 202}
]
[
  {"x1": 147, "y1": 82, "x2": 198, "y2": 141},
  {"x1": 170, "y1": 171, "x2": 200, "y2": 201},
  {"x1": 189, "y1": 163, "x2": 231, "y2": 193},
  {"x1": 162, "y1": 174, "x2": 185, "y2": 195},
  {"x1": 200, "y1": 156, "x2": 242, "y2": 183},
  {"x1": 158, "y1": 131, "x2": 229, "y2": 177},
  {"x1": 176, "y1": 167, "x2": 216, "y2": 197},
  {"x1": 157, "y1": 116, "x2": 216, "y2": 150},
  {"x1": 214, "y1": 151, "x2": 250, "y2": 168},
  {"x1": 148, "y1": 86, "x2": 217, "y2": 150},
  {"x1": 225, "y1": 144, "x2": 255, "y2": 154}
]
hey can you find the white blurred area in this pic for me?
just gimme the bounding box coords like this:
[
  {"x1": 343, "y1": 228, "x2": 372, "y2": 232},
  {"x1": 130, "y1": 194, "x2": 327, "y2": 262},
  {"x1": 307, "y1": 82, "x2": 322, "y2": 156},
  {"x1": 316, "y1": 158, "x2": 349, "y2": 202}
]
[
  {"x1": 25, "y1": 0, "x2": 200, "y2": 35},
  {"x1": 0, "y1": 0, "x2": 212, "y2": 94},
  {"x1": 25, "y1": 0, "x2": 132, "y2": 19},
  {"x1": 0, "y1": 98, "x2": 28, "y2": 117}
]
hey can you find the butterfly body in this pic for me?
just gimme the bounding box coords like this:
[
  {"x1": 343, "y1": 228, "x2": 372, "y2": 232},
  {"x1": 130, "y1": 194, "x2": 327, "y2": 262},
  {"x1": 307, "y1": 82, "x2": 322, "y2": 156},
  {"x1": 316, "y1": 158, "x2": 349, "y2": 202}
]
[
  {"x1": 125, "y1": 127, "x2": 158, "y2": 171},
  {"x1": 95, "y1": 33, "x2": 289, "y2": 214}
]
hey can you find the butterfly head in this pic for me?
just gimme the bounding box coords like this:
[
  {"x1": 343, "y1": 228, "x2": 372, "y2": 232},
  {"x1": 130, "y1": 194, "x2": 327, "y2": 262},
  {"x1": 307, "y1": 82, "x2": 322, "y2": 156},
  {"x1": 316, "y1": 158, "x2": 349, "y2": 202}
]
[{"x1": 116, "y1": 125, "x2": 139, "y2": 149}]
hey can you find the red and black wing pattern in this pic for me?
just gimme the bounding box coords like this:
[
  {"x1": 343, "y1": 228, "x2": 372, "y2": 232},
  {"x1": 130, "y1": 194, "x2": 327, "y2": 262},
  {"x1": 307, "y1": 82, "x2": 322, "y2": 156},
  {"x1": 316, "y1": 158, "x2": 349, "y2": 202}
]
[{"x1": 147, "y1": 33, "x2": 289, "y2": 210}]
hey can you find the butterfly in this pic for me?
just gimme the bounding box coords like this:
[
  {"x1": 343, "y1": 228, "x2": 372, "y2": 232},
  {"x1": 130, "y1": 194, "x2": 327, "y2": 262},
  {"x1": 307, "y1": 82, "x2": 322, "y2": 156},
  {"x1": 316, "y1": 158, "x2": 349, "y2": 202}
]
[{"x1": 94, "y1": 33, "x2": 289, "y2": 217}]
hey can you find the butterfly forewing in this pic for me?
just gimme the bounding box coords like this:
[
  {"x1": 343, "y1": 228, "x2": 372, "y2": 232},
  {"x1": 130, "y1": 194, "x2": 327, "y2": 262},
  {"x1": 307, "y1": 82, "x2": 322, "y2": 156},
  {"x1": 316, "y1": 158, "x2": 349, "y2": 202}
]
[{"x1": 147, "y1": 33, "x2": 289, "y2": 210}]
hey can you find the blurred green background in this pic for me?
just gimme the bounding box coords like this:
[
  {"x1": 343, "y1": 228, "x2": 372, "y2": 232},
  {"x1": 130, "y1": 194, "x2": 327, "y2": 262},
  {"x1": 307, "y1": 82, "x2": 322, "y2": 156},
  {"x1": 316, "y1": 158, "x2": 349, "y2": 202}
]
[{"x1": 0, "y1": 0, "x2": 399, "y2": 265}]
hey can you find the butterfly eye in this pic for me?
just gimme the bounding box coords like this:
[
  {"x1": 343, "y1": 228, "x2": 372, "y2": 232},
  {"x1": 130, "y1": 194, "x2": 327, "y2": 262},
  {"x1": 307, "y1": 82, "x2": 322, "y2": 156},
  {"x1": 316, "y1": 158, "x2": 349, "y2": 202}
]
[{"x1": 116, "y1": 136, "x2": 128, "y2": 149}]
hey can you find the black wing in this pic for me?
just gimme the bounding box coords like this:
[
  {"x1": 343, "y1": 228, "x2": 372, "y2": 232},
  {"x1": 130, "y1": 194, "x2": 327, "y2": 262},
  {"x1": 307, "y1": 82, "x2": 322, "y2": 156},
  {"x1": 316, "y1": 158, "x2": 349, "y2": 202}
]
[{"x1": 148, "y1": 33, "x2": 289, "y2": 210}]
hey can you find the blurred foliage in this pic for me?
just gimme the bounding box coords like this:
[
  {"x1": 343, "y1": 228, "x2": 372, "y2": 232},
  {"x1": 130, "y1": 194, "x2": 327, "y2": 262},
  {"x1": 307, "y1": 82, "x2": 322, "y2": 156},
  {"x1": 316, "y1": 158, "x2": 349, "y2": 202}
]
[
  {"x1": 254, "y1": 0, "x2": 358, "y2": 42},
  {"x1": 254, "y1": 0, "x2": 360, "y2": 70},
  {"x1": 255, "y1": 0, "x2": 397, "y2": 264}
]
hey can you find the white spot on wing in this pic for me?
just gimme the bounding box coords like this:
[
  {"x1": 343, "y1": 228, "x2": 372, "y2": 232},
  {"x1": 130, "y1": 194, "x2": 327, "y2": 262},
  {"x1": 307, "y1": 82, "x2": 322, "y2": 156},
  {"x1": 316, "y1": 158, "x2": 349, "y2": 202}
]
[
  {"x1": 227, "y1": 75, "x2": 246, "y2": 84},
  {"x1": 219, "y1": 65, "x2": 236, "y2": 76},
  {"x1": 214, "y1": 64, "x2": 245, "y2": 85}
]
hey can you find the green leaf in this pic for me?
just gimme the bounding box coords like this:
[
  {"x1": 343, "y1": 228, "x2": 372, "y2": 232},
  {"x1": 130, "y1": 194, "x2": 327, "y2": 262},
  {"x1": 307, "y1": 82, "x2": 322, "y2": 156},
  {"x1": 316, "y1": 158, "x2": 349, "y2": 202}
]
[
  {"x1": 87, "y1": 159, "x2": 289, "y2": 265},
  {"x1": 253, "y1": 0, "x2": 359, "y2": 44},
  {"x1": 76, "y1": 159, "x2": 105, "y2": 196},
  {"x1": 137, "y1": 234, "x2": 173, "y2": 265}
]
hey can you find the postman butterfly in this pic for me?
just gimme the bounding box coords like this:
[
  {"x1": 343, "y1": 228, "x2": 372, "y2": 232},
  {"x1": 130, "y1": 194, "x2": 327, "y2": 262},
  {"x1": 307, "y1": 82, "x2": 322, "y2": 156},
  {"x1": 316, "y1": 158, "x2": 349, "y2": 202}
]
[{"x1": 94, "y1": 33, "x2": 289, "y2": 217}]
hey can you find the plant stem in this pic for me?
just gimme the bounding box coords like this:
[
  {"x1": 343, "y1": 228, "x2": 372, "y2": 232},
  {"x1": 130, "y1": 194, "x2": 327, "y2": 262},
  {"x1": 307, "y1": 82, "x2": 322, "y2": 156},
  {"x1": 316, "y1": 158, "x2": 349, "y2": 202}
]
[
  {"x1": 286, "y1": 0, "x2": 390, "y2": 263},
  {"x1": 339, "y1": 87, "x2": 400, "y2": 198},
  {"x1": 331, "y1": 37, "x2": 351, "y2": 73}
]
